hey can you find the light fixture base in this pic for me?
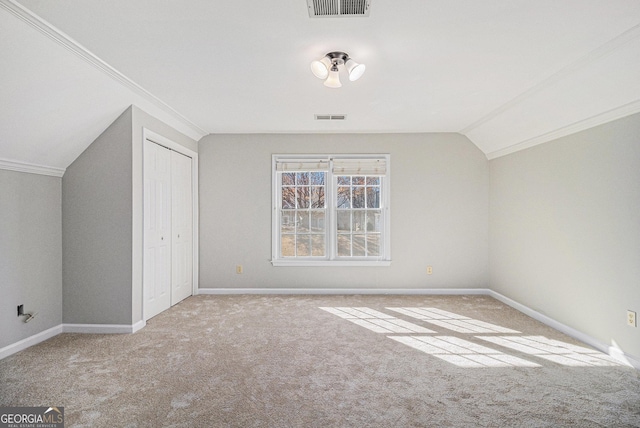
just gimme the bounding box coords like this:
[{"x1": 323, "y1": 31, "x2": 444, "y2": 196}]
[{"x1": 325, "y1": 51, "x2": 349, "y2": 66}]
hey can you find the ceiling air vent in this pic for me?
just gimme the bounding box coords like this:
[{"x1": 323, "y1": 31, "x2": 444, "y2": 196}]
[
  {"x1": 315, "y1": 114, "x2": 347, "y2": 121},
  {"x1": 307, "y1": 0, "x2": 371, "y2": 18}
]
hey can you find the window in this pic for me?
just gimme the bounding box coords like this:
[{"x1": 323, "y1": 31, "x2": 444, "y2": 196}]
[{"x1": 272, "y1": 155, "x2": 390, "y2": 266}]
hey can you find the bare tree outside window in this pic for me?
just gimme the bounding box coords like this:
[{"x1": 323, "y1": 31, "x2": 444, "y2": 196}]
[
  {"x1": 273, "y1": 155, "x2": 389, "y2": 265},
  {"x1": 281, "y1": 172, "x2": 326, "y2": 257}
]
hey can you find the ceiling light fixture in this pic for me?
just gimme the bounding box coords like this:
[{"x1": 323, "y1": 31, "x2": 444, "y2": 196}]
[{"x1": 310, "y1": 52, "x2": 365, "y2": 88}]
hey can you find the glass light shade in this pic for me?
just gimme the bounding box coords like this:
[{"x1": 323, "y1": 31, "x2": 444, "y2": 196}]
[
  {"x1": 346, "y1": 59, "x2": 366, "y2": 81},
  {"x1": 310, "y1": 57, "x2": 331, "y2": 79},
  {"x1": 323, "y1": 67, "x2": 342, "y2": 88}
]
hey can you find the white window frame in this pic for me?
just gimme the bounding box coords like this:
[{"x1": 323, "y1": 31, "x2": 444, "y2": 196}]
[{"x1": 271, "y1": 154, "x2": 391, "y2": 267}]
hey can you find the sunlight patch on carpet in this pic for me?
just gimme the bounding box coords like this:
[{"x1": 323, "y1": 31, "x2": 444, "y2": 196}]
[
  {"x1": 318, "y1": 307, "x2": 622, "y2": 368},
  {"x1": 387, "y1": 307, "x2": 520, "y2": 334},
  {"x1": 477, "y1": 336, "x2": 621, "y2": 367},
  {"x1": 388, "y1": 336, "x2": 540, "y2": 368},
  {"x1": 319, "y1": 307, "x2": 434, "y2": 333}
]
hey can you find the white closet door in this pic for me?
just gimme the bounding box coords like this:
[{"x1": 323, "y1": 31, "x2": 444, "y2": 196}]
[
  {"x1": 171, "y1": 150, "x2": 193, "y2": 304},
  {"x1": 144, "y1": 140, "x2": 172, "y2": 320}
]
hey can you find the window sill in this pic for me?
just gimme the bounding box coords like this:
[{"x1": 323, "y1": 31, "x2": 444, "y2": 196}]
[{"x1": 271, "y1": 260, "x2": 392, "y2": 267}]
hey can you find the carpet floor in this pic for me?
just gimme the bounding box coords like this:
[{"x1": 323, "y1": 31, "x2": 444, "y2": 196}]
[{"x1": 1, "y1": 294, "x2": 639, "y2": 427}]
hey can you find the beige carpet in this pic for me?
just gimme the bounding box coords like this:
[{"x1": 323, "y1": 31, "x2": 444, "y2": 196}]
[{"x1": 1, "y1": 295, "x2": 639, "y2": 427}]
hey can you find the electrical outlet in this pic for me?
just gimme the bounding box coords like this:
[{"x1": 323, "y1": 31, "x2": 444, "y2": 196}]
[
  {"x1": 427, "y1": 266, "x2": 433, "y2": 275},
  {"x1": 627, "y1": 310, "x2": 637, "y2": 327},
  {"x1": 236, "y1": 265, "x2": 243, "y2": 274},
  {"x1": 17, "y1": 304, "x2": 24, "y2": 316}
]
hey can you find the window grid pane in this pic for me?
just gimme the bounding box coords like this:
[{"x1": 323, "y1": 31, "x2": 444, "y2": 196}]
[
  {"x1": 274, "y1": 157, "x2": 388, "y2": 264},
  {"x1": 280, "y1": 171, "x2": 326, "y2": 257},
  {"x1": 336, "y1": 174, "x2": 383, "y2": 258}
]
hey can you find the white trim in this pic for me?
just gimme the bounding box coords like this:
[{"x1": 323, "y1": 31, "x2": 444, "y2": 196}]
[
  {"x1": 485, "y1": 100, "x2": 640, "y2": 160},
  {"x1": 0, "y1": 158, "x2": 65, "y2": 177},
  {"x1": 197, "y1": 288, "x2": 488, "y2": 295},
  {"x1": 488, "y1": 290, "x2": 640, "y2": 370},
  {"x1": 1, "y1": 291, "x2": 638, "y2": 369},
  {"x1": 191, "y1": 153, "x2": 200, "y2": 296},
  {"x1": 0, "y1": 0, "x2": 206, "y2": 141},
  {"x1": 461, "y1": 22, "x2": 640, "y2": 136},
  {"x1": 0, "y1": 325, "x2": 63, "y2": 360},
  {"x1": 271, "y1": 260, "x2": 391, "y2": 267},
  {"x1": 142, "y1": 129, "x2": 199, "y2": 321},
  {"x1": 0, "y1": 321, "x2": 146, "y2": 360},
  {"x1": 132, "y1": 319, "x2": 146, "y2": 333},
  {"x1": 143, "y1": 129, "x2": 198, "y2": 159},
  {"x1": 196, "y1": 287, "x2": 640, "y2": 369},
  {"x1": 62, "y1": 323, "x2": 141, "y2": 334},
  {"x1": 272, "y1": 154, "x2": 391, "y2": 265}
]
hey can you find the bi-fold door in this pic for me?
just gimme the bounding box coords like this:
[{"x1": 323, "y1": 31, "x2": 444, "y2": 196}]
[{"x1": 143, "y1": 139, "x2": 193, "y2": 320}]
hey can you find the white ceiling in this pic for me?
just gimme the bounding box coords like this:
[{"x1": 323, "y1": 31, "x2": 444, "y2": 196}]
[{"x1": 2, "y1": 0, "x2": 640, "y2": 170}]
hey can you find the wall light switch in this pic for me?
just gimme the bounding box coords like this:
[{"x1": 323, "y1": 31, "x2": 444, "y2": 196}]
[{"x1": 627, "y1": 310, "x2": 637, "y2": 327}]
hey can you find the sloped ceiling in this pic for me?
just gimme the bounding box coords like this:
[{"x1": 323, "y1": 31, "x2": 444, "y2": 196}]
[{"x1": 1, "y1": 0, "x2": 639, "y2": 171}]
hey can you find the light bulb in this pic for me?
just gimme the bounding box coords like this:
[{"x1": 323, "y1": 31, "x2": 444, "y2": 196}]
[
  {"x1": 323, "y1": 64, "x2": 342, "y2": 88},
  {"x1": 310, "y1": 56, "x2": 331, "y2": 79},
  {"x1": 345, "y1": 59, "x2": 366, "y2": 81}
]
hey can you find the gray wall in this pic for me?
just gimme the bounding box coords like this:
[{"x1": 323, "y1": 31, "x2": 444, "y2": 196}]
[
  {"x1": 0, "y1": 169, "x2": 62, "y2": 348},
  {"x1": 63, "y1": 107, "x2": 133, "y2": 324},
  {"x1": 62, "y1": 105, "x2": 198, "y2": 326},
  {"x1": 199, "y1": 133, "x2": 489, "y2": 290},
  {"x1": 489, "y1": 112, "x2": 640, "y2": 361}
]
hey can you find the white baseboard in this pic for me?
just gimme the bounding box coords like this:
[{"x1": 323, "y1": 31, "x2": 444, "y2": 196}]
[
  {"x1": 132, "y1": 319, "x2": 146, "y2": 333},
  {"x1": 197, "y1": 287, "x2": 490, "y2": 295},
  {"x1": 62, "y1": 322, "x2": 145, "y2": 334},
  {"x1": 488, "y1": 290, "x2": 640, "y2": 370},
  {"x1": 198, "y1": 287, "x2": 639, "y2": 369},
  {"x1": 0, "y1": 324, "x2": 63, "y2": 360},
  {"x1": 1, "y1": 321, "x2": 147, "y2": 360},
  {"x1": 2, "y1": 291, "x2": 638, "y2": 370}
]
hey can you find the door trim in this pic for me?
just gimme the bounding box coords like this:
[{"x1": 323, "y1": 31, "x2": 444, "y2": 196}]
[{"x1": 142, "y1": 129, "x2": 199, "y2": 321}]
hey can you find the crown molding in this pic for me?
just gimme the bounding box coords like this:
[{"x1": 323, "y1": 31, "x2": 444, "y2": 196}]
[
  {"x1": 0, "y1": 158, "x2": 66, "y2": 177},
  {"x1": 486, "y1": 99, "x2": 640, "y2": 160},
  {"x1": 461, "y1": 23, "x2": 640, "y2": 137},
  {"x1": 0, "y1": 0, "x2": 207, "y2": 141}
]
